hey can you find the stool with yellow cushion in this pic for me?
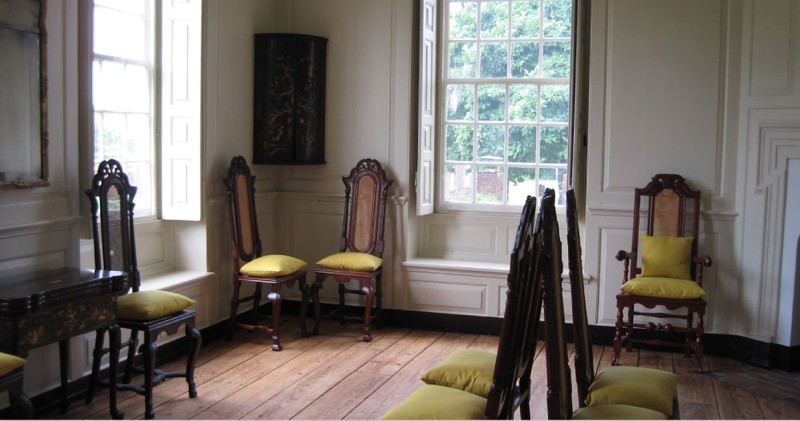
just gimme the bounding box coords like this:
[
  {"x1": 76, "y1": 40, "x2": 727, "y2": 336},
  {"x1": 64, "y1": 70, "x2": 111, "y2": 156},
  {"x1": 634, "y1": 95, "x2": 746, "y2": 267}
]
[
  {"x1": 310, "y1": 158, "x2": 393, "y2": 342},
  {"x1": 85, "y1": 159, "x2": 201, "y2": 420},
  {"x1": 225, "y1": 156, "x2": 310, "y2": 351},
  {"x1": 0, "y1": 353, "x2": 33, "y2": 419},
  {"x1": 613, "y1": 174, "x2": 712, "y2": 373}
]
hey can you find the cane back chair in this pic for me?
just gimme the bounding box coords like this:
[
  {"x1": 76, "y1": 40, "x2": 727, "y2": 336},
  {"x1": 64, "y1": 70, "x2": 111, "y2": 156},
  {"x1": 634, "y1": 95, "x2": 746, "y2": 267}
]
[
  {"x1": 613, "y1": 174, "x2": 712, "y2": 373},
  {"x1": 382, "y1": 194, "x2": 544, "y2": 419},
  {"x1": 566, "y1": 189, "x2": 679, "y2": 419},
  {"x1": 311, "y1": 158, "x2": 393, "y2": 342},
  {"x1": 224, "y1": 155, "x2": 310, "y2": 351},
  {"x1": 85, "y1": 159, "x2": 201, "y2": 419}
]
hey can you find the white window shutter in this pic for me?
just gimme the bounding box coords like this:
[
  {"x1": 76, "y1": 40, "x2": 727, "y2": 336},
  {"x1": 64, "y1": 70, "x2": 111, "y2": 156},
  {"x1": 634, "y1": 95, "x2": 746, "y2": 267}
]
[
  {"x1": 161, "y1": 0, "x2": 202, "y2": 221},
  {"x1": 417, "y1": 0, "x2": 437, "y2": 216}
]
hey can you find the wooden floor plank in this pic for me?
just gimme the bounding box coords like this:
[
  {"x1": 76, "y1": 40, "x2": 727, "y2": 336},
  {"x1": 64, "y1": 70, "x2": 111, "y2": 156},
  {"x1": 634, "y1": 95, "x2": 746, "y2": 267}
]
[{"x1": 714, "y1": 380, "x2": 765, "y2": 419}]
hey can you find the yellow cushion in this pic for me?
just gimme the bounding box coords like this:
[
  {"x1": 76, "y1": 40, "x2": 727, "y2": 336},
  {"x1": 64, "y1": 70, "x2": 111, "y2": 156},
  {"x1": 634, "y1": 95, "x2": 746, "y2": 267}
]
[
  {"x1": 240, "y1": 254, "x2": 307, "y2": 277},
  {"x1": 586, "y1": 366, "x2": 678, "y2": 416},
  {"x1": 316, "y1": 252, "x2": 382, "y2": 271},
  {"x1": 117, "y1": 290, "x2": 195, "y2": 321},
  {"x1": 640, "y1": 235, "x2": 693, "y2": 279},
  {"x1": 0, "y1": 353, "x2": 26, "y2": 377},
  {"x1": 573, "y1": 404, "x2": 668, "y2": 419},
  {"x1": 381, "y1": 384, "x2": 487, "y2": 420},
  {"x1": 421, "y1": 348, "x2": 496, "y2": 397},
  {"x1": 620, "y1": 276, "x2": 706, "y2": 299}
]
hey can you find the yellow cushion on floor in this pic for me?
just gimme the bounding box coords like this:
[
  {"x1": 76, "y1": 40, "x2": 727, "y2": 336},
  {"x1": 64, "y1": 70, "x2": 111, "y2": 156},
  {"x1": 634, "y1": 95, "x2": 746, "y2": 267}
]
[
  {"x1": 620, "y1": 276, "x2": 706, "y2": 299},
  {"x1": 421, "y1": 348, "x2": 496, "y2": 397},
  {"x1": 573, "y1": 404, "x2": 668, "y2": 419},
  {"x1": 382, "y1": 384, "x2": 487, "y2": 420},
  {"x1": 316, "y1": 252, "x2": 382, "y2": 271},
  {"x1": 586, "y1": 366, "x2": 678, "y2": 416},
  {"x1": 117, "y1": 290, "x2": 195, "y2": 321},
  {"x1": 240, "y1": 254, "x2": 307, "y2": 277},
  {"x1": 0, "y1": 353, "x2": 25, "y2": 377}
]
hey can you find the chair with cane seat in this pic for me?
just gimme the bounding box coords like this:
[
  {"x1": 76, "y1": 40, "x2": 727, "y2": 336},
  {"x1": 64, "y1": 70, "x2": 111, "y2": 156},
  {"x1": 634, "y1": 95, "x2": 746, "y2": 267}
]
[
  {"x1": 612, "y1": 174, "x2": 712, "y2": 373},
  {"x1": 224, "y1": 155, "x2": 310, "y2": 351},
  {"x1": 85, "y1": 159, "x2": 201, "y2": 420},
  {"x1": 310, "y1": 158, "x2": 393, "y2": 342},
  {"x1": 383, "y1": 194, "x2": 543, "y2": 420},
  {"x1": 566, "y1": 189, "x2": 679, "y2": 419}
]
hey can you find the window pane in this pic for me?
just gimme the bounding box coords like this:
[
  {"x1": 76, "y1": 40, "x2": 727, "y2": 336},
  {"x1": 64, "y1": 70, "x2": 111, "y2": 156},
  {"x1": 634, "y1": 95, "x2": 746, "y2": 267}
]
[
  {"x1": 449, "y1": 42, "x2": 477, "y2": 78},
  {"x1": 479, "y1": 42, "x2": 507, "y2": 78},
  {"x1": 540, "y1": 125, "x2": 568, "y2": 163},
  {"x1": 94, "y1": 7, "x2": 147, "y2": 61},
  {"x1": 449, "y1": 1, "x2": 478, "y2": 39},
  {"x1": 446, "y1": 124, "x2": 474, "y2": 161},
  {"x1": 511, "y1": 41, "x2": 539, "y2": 78},
  {"x1": 480, "y1": 1, "x2": 508, "y2": 39},
  {"x1": 508, "y1": 167, "x2": 536, "y2": 205},
  {"x1": 543, "y1": 0, "x2": 572, "y2": 38},
  {"x1": 508, "y1": 125, "x2": 536, "y2": 163},
  {"x1": 477, "y1": 125, "x2": 505, "y2": 161},
  {"x1": 445, "y1": 164, "x2": 474, "y2": 203},
  {"x1": 509, "y1": 85, "x2": 538, "y2": 122},
  {"x1": 446, "y1": 84, "x2": 475, "y2": 121},
  {"x1": 511, "y1": 1, "x2": 540, "y2": 38},
  {"x1": 543, "y1": 41, "x2": 570, "y2": 78},
  {"x1": 476, "y1": 165, "x2": 504, "y2": 204},
  {"x1": 541, "y1": 84, "x2": 568, "y2": 122},
  {"x1": 539, "y1": 166, "x2": 568, "y2": 206},
  {"x1": 477, "y1": 84, "x2": 505, "y2": 121}
]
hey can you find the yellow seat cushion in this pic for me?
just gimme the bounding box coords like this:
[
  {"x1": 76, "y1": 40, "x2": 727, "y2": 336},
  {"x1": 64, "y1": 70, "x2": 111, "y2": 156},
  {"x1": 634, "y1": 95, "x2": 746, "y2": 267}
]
[
  {"x1": 573, "y1": 404, "x2": 668, "y2": 419},
  {"x1": 0, "y1": 353, "x2": 26, "y2": 377},
  {"x1": 640, "y1": 235, "x2": 693, "y2": 279},
  {"x1": 586, "y1": 366, "x2": 678, "y2": 416},
  {"x1": 117, "y1": 290, "x2": 195, "y2": 321},
  {"x1": 620, "y1": 276, "x2": 706, "y2": 299},
  {"x1": 240, "y1": 254, "x2": 307, "y2": 277},
  {"x1": 381, "y1": 384, "x2": 487, "y2": 420},
  {"x1": 421, "y1": 348, "x2": 496, "y2": 397},
  {"x1": 316, "y1": 252, "x2": 382, "y2": 271}
]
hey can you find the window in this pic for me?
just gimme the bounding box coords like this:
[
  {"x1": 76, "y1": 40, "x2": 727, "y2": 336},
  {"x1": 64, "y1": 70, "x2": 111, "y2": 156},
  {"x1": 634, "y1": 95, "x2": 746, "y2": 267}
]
[
  {"x1": 418, "y1": 0, "x2": 573, "y2": 214},
  {"x1": 89, "y1": 0, "x2": 202, "y2": 221}
]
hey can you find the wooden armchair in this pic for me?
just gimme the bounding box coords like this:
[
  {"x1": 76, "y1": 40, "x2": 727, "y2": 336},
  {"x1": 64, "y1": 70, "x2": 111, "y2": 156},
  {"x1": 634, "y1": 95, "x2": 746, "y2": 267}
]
[
  {"x1": 85, "y1": 159, "x2": 201, "y2": 420},
  {"x1": 224, "y1": 156, "x2": 310, "y2": 351},
  {"x1": 310, "y1": 158, "x2": 393, "y2": 342},
  {"x1": 382, "y1": 195, "x2": 544, "y2": 419},
  {"x1": 613, "y1": 174, "x2": 712, "y2": 372}
]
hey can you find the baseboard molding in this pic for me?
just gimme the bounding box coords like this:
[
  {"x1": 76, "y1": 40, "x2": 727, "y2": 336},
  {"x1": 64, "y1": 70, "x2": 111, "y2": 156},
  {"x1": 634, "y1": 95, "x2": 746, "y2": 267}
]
[{"x1": 11, "y1": 301, "x2": 798, "y2": 418}]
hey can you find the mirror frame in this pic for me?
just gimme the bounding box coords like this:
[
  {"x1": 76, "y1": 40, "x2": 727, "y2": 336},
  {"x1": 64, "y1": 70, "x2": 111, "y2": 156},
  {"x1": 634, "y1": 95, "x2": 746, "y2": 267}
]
[{"x1": 0, "y1": 0, "x2": 48, "y2": 190}]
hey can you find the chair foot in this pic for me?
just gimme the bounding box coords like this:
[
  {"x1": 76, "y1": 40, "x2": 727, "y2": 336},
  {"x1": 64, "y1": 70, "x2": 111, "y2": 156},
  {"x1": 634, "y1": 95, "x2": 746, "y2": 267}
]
[{"x1": 272, "y1": 336, "x2": 283, "y2": 351}]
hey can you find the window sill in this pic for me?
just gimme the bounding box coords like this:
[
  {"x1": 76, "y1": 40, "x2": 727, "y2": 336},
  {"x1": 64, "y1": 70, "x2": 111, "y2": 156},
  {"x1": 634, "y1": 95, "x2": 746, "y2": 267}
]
[{"x1": 139, "y1": 270, "x2": 213, "y2": 292}]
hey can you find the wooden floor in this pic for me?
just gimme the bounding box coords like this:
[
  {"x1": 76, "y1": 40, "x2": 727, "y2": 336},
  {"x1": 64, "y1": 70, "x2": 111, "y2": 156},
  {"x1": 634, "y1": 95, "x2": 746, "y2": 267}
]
[{"x1": 42, "y1": 319, "x2": 800, "y2": 420}]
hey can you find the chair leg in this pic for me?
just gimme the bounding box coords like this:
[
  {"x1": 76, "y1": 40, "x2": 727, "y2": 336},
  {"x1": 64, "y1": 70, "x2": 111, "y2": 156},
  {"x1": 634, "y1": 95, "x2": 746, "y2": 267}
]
[
  {"x1": 253, "y1": 283, "x2": 263, "y2": 317},
  {"x1": 185, "y1": 324, "x2": 201, "y2": 398},
  {"x1": 268, "y1": 290, "x2": 283, "y2": 351},
  {"x1": 624, "y1": 305, "x2": 634, "y2": 352},
  {"x1": 86, "y1": 328, "x2": 105, "y2": 403},
  {"x1": 124, "y1": 329, "x2": 140, "y2": 384},
  {"x1": 612, "y1": 302, "x2": 624, "y2": 365},
  {"x1": 228, "y1": 279, "x2": 242, "y2": 341},
  {"x1": 693, "y1": 310, "x2": 705, "y2": 373},
  {"x1": 311, "y1": 274, "x2": 324, "y2": 335},
  {"x1": 143, "y1": 333, "x2": 157, "y2": 420},
  {"x1": 10, "y1": 390, "x2": 33, "y2": 419},
  {"x1": 108, "y1": 324, "x2": 123, "y2": 420},
  {"x1": 299, "y1": 278, "x2": 310, "y2": 338},
  {"x1": 361, "y1": 283, "x2": 374, "y2": 342},
  {"x1": 337, "y1": 283, "x2": 346, "y2": 324},
  {"x1": 375, "y1": 273, "x2": 383, "y2": 329},
  {"x1": 685, "y1": 311, "x2": 694, "y2": 357}
]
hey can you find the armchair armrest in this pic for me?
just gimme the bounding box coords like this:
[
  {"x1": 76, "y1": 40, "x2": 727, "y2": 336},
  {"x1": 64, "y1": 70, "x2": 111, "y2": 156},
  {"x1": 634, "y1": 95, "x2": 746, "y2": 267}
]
[
  {"x1": 615, "y1": 250, "x2": 637, "y2": 283},
  {"x1": 692, "y1": 255, "x2": 712, "y2": 287}
]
